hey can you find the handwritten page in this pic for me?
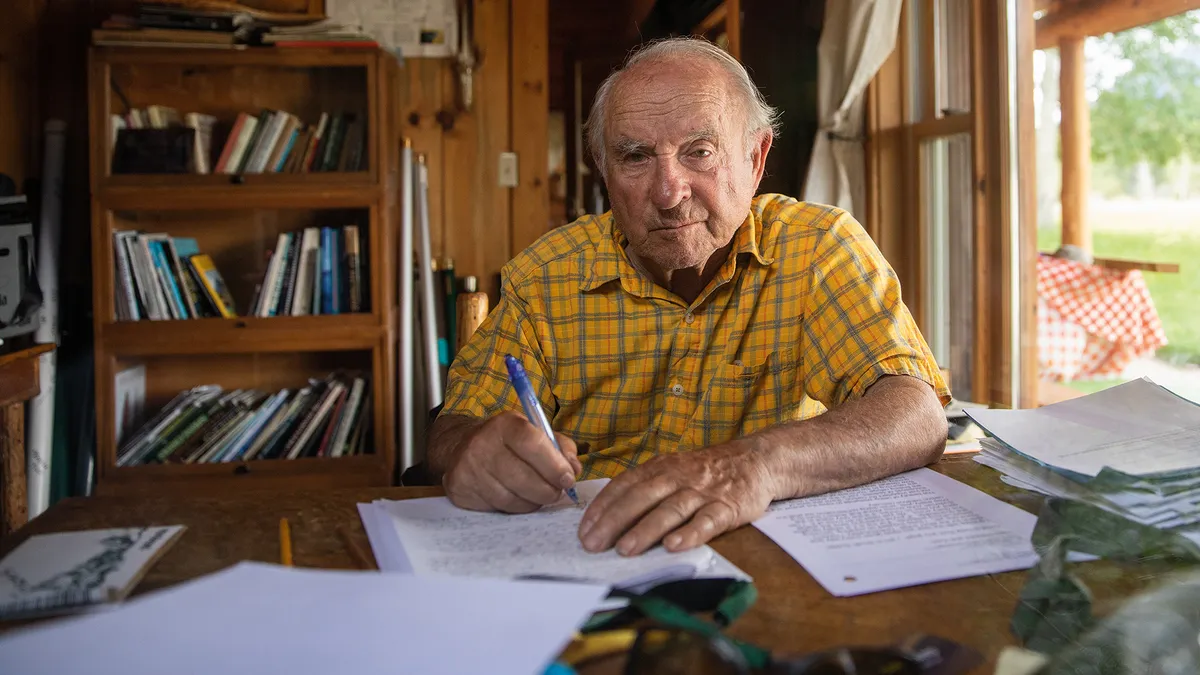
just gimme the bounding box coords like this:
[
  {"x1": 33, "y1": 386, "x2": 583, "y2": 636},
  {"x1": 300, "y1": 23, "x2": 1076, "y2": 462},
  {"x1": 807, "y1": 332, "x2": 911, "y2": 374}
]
[
  {"x1": 967, "y1": 378, "x2": 1200, "y2": 478},
  {"x1": 0, "y1": 562, "x2": 608, "y2": 675},
  {"x1": 365, "y1": 479, "x2": 746, "y2": 588},
  {"x1": 753, "y1": 468, "x2": 1045, "y2": 596}
]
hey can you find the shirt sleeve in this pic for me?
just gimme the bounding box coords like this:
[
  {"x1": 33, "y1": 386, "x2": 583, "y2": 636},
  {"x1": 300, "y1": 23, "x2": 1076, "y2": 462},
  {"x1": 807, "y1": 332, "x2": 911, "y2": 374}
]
[
  {"x1": 799, "y1": 210, "x2": 951, "y2": 408},
  {"x1": 439, "y1": 288, "x2": 556, "y2": 422}
]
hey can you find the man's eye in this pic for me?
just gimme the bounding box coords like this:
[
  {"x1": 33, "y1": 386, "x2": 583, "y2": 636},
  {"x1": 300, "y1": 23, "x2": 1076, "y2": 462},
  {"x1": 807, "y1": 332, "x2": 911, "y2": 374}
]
[
  {"x1": 691, "y1": 149, "x2": 713, "y2": 159},
  {"x1": 623, "y1": 152, "x2": 648, "y2": 163}
]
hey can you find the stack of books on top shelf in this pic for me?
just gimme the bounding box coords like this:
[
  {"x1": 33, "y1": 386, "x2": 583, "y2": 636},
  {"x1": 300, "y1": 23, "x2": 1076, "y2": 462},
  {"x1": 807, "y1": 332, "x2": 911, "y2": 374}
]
[
  {"x1": 117, "y1": 372, "x2": 372, "y2": 467},
  {"x1": 94, "y1": 3, "x2": 251, "y2": 49},
  {"x1": 113, "y1": 231, "x2": 236, "y2": 322},
  {"x1": 252, "y1": 225, "x2": 368, "y2": 317},
  {"x1": 111, "y1": 107, "x2": 365, "y2": 175}
]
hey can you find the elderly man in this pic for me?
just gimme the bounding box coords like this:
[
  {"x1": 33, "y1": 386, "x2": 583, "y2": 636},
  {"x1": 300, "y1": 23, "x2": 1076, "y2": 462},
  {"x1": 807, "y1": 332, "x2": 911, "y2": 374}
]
[{"x1": 427, "y1": 37, "x2": 949, "y2": 557}]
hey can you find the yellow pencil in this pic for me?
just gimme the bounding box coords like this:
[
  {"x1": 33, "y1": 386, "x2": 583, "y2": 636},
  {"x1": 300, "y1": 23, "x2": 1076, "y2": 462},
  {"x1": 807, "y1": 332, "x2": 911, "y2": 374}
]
[{"x1": 279, "y1": 517, "x2": 293, "y2": 566}]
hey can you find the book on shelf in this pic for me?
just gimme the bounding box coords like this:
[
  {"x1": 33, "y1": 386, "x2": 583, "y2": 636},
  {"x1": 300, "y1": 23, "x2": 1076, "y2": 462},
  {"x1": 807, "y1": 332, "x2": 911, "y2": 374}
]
[
  {"x1": 112, "y1": 231, "x2": 236, "y2": 321},
  {"x1": 115, "y1": 372, "x2": 372, "y2": 467},
  {"x1": 112, "y1": 106, "x2": 367, "y2": 176},
  {"x1": 260, "y1": 19, "x2": 378, "y2": 48},
  {"x1": 251, "y1": 224, "x2": 368, "y2": 317}
]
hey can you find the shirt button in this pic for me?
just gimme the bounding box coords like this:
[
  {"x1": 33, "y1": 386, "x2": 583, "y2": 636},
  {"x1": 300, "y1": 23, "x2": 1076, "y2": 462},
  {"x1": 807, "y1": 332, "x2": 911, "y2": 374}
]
[
  {"x1": 684, "y1": 312, "x2": 695, "y2": 324},
  {"x1": 733, "y1": 359, "x2": 743, "y2": 367},
  {"x1": 671, "y1": 383, "x2": 684, "y2": 396}
]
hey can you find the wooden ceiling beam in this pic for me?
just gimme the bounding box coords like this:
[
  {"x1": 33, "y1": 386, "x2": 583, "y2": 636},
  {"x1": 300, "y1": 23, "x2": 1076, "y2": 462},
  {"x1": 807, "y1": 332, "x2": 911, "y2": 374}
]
[{"x1": 1036, "y1": 0, "x2": 1200, "y2": 50}]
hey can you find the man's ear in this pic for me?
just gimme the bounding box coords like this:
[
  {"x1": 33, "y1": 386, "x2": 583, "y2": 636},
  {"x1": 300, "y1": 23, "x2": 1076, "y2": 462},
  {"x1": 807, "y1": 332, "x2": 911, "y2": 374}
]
[{"x1": 750, "y1": 130, "x2": 773, "y2": 191}]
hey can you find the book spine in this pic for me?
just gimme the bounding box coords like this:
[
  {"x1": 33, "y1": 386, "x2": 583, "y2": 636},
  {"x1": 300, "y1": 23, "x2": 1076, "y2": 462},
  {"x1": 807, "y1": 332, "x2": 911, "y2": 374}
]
[
  {"x1": 320, "y1": 227, "x2": 334, "y2": 315},
  {"x1": 278, "y1": 233, "x2": 303, "y2": 316},
  {"x1": 148, "y1": 240, "x2": 187, "y2": 320},
  {"x1": 113, "y1": 232, "x2": 141, "y2": 320}
]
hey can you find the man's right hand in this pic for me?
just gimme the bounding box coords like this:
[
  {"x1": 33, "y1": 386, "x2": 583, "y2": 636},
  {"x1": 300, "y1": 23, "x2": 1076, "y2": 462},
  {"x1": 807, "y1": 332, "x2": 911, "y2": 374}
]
[{"x1": 440, "y1": 412, "x2": 582, "y2": 513}]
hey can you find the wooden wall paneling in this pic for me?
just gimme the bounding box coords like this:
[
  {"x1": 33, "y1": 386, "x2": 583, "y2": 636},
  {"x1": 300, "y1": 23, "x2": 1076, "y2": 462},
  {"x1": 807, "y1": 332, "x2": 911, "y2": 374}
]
[
  {"x1": 395, "y1": 59, "x2": 448, "y2": 259},
  {"x1": 0, "y1": 0, "x2": 45, "y2": 188},
  {"x1": 510, "y1": 0, "x2": 550, "y2": 255},
  {"x1": 443, "y1": 0, "x2": 511, "y2": 304}
]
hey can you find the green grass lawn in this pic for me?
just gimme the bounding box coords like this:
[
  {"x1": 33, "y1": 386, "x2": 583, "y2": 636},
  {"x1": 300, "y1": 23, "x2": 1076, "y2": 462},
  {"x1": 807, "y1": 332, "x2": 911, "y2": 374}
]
[{"x1": 1038, "y1": 225, "x2": 1200, "y2": 366}]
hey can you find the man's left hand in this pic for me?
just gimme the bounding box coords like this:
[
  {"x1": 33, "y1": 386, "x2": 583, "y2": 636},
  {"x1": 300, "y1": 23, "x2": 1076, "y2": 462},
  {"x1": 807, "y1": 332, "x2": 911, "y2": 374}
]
[{"x1": 577, "y1": 442, "x2": 779, "y2": 556}]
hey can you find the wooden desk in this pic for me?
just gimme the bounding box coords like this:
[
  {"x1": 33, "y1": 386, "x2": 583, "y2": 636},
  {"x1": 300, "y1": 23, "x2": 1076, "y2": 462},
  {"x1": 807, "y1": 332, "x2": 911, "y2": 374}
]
[
  {"x1": 0, "y1": 455, "x2": 1176, "y2": 671},
  {"x1": 0, "y1": 344, "x2": 53, "y2": 536}
]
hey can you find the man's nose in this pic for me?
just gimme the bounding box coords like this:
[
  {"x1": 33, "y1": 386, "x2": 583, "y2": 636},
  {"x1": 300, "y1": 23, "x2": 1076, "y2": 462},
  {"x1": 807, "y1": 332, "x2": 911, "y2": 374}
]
[{"x1": 651, "y1": 157, "x2": 690, "y2": 210}]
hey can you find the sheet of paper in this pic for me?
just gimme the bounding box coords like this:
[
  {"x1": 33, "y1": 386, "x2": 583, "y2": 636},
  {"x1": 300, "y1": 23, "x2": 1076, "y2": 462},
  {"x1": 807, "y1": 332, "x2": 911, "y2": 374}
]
[
  {"x1": 326, "y1": 0, "x2": 459, "y2": 57},
  {"x1": 753, "y1": 468, "x2": 1048, "y2": 596},
  {"x1": 967, "y1": 378, "x2": 1200, "y2": 478},
  {"x1": 366, "y1": 478, "x2": 745, "y2": 587},
  {"x1": 0, "y1": 562, "x2": 608, "y2": 675}
]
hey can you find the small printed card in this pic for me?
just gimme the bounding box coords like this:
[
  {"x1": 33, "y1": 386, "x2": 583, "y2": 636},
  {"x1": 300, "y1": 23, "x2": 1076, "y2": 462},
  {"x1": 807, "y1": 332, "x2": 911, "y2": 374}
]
[{"x1": 0, "y1": 525, "x2": 185, "y2": 620}]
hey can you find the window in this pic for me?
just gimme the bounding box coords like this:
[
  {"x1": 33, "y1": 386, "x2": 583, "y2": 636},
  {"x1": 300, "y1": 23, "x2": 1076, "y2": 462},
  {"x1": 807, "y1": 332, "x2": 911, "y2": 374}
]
[{"x1": 908, "y1": 0, "x2": 978, "y2": 401}]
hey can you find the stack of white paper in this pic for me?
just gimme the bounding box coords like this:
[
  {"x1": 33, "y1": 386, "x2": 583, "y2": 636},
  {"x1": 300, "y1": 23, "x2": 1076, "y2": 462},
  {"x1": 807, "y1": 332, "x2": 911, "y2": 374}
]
[
  {"x1": 967, "y1": 378, "x2": 1200, "y2": 543},
  {"x1": 752, "y1": 468, "x2": 1067, "y2": 596},
  {"x1": 359, "y1": 478, "x2": 748, "y2": 591},
  {"x1": 0, "y1": 561, "x2": 608, "y2": 675}
]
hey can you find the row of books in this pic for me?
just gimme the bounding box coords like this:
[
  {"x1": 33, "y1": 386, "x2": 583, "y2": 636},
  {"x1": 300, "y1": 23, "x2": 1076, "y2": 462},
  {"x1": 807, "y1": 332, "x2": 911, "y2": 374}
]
[
  {"x1": 252, "y1": 226, "x2": 368, "y2": 317},
  {"x1": 215, "y1": 110, "x2": 365, "y2": 175},
  {"x1": 111, "y1": 106, "x2": 366, "y2": 175},
  {"x1": 117, "y1": 373, "x2": 372, "y2": 467},
  {"x1": 113, "y1": 231, "x2": 237, "y2": 322}
]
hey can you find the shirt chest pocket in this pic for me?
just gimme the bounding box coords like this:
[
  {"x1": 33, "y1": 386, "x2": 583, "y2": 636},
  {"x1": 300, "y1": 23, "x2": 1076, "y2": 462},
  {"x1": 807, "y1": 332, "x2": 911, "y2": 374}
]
[{"x1": 686, "y1": 348, "x2": 800, "y2": 448}]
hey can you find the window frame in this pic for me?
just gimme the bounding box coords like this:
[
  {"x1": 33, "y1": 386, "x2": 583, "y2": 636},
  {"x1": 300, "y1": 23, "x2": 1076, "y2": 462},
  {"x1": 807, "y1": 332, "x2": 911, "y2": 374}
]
[{"x1": 865, "y1": 0, "x2": 1038, "y2": 408}]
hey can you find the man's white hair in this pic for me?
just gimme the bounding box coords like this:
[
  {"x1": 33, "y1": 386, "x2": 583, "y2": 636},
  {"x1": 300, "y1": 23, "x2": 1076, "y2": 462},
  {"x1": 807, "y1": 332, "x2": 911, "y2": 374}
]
[{"x1": 585, "y1": 36, "x2": 781, "y2": 176}]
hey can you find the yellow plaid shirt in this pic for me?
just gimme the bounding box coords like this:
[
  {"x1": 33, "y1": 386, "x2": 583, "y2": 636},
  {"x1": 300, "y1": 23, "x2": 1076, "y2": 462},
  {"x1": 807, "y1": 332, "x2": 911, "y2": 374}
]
[{"x1": 440, "y1": 194, "x2": 949, "y2": 478}]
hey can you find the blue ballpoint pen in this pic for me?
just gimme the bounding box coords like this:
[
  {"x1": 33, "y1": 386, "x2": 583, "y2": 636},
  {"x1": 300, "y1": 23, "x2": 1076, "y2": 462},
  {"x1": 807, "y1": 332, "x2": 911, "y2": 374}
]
[{"x1": 504, "y1": 354, "x2": 579, "y2": 504}]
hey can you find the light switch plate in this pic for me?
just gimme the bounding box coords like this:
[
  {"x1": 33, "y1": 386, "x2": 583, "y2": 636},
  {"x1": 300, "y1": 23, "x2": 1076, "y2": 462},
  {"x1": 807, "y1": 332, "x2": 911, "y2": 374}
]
[{"x1": 498, "y1": 152, "x2": 519, "y2": 187}]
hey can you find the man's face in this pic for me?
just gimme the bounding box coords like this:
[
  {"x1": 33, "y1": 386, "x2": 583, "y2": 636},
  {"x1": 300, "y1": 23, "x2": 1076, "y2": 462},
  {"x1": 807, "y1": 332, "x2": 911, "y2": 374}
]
[{"x1": 603, "y1": 60, "x2": 768, "y2": 273}]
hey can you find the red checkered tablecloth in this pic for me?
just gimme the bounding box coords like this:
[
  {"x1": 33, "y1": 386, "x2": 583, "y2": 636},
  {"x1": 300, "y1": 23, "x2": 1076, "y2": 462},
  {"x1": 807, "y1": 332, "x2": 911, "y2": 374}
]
[{"x1": 1037, "y1": 254, "x2": 1168, "y2": 381}]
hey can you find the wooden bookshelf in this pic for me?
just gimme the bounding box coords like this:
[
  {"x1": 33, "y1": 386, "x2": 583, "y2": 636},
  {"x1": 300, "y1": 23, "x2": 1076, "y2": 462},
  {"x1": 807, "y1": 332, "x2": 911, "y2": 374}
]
[{"x1": 88, "y1": 45, "x2": 398, "y2": 495}]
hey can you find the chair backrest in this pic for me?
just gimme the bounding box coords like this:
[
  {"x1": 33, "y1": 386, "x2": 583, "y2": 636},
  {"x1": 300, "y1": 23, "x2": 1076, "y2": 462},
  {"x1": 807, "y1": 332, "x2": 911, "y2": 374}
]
[{"x1": 455, "y1": 275, "x2": 489, "y2": 354}]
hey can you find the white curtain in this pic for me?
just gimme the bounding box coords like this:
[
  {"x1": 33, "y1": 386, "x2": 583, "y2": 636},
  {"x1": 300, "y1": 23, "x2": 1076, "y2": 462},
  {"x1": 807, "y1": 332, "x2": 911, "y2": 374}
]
[{"x1": 802, "y1": 0, "x2": 903, "y2": 217}]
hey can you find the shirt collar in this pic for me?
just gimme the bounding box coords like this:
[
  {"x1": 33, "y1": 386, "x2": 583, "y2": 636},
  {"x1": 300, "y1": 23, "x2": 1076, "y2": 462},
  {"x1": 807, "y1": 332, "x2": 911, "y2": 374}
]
[{"x1": 580, "y1": 208, "x2": 774, "y2": 293}]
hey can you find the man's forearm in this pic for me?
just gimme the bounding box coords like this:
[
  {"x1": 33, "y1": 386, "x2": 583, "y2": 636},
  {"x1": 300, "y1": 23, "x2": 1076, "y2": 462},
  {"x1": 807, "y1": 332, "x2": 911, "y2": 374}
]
[
  {"x1": 425, "y1": 414, "x2": 485, "y2": 480},
  {"x1": 739, "y1": 375, "x2": 947, "y2": 501}
]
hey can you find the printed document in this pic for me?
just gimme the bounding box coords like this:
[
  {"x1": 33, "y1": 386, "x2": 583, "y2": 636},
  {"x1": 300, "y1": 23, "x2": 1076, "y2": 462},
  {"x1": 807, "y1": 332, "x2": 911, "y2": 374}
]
[
  {"x1": 361, "y1": 479, "x2": 747, "y2": 589},
  {"x1": 753, "y1": 468, "x2": 1047, "y2": 596},
  {"x1": 967, "y1": 378, "x2": 1200, "y2": 478},
  {"x1": 0, "y1": 562, "x2": 608, "y2": 675}
]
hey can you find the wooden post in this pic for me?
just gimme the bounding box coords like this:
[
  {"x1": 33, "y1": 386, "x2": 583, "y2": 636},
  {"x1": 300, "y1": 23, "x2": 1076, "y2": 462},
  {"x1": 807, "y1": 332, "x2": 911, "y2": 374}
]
[
  {"x1": 1, "y1": 403, "x2": 28, "y2": 536},
  {"x1": 1059, "y1": 35, "x2": 1090, "y2": 254}
]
